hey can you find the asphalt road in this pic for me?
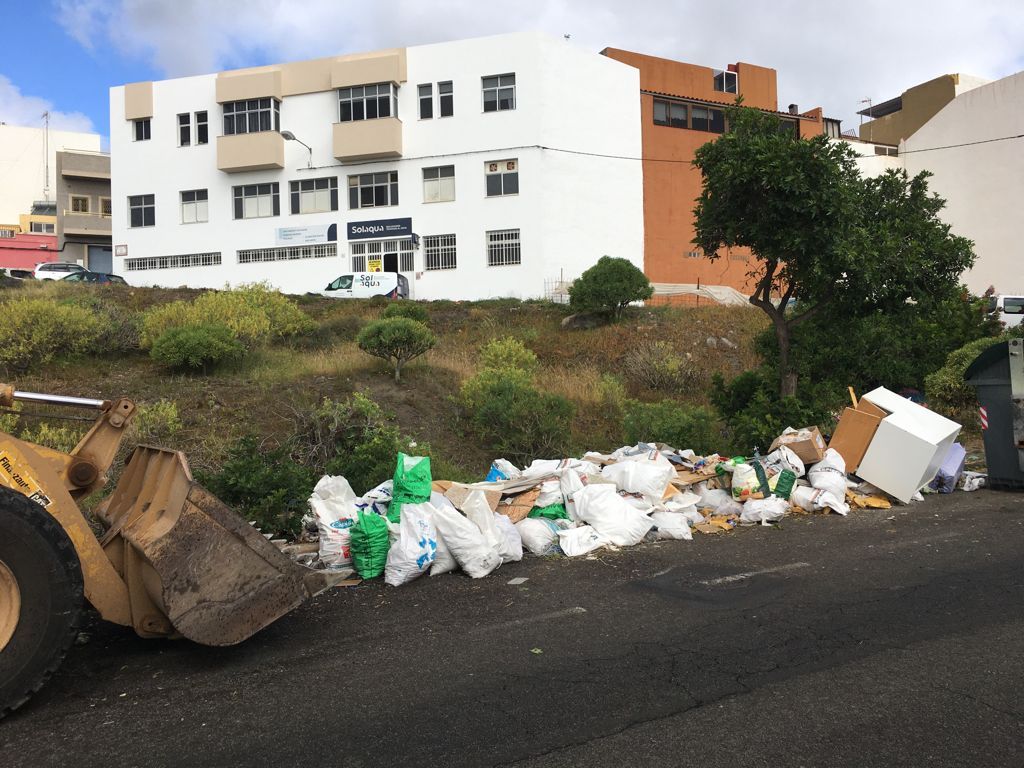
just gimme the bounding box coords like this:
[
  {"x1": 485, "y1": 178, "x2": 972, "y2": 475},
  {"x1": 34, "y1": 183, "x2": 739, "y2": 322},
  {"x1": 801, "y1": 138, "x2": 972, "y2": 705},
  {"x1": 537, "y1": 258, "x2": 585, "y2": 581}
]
[{"x1": 2, "y1": 490, "x2": 1023, "y2": 767}]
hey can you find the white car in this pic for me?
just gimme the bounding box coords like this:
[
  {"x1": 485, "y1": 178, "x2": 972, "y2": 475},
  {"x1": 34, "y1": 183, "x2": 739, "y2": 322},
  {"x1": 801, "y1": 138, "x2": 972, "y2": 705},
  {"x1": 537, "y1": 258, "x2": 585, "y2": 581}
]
[
  {"x1": 321, "y1": 272, "x2": 409, "y2": 299},
  {"x1": 34, "y1": 262, "x2": 86, "y2": 280},
  {"x1": 988, "y1": 294, "x2": 1024, "y2": 329}
]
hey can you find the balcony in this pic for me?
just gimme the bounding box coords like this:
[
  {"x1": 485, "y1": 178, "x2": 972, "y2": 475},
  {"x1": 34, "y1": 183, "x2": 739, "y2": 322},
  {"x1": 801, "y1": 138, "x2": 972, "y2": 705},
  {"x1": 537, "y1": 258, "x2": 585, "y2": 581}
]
[
  {"x1": 62, "y1": 209, "x2": 112, "y2": 237},
  {"x1": 333, "y1": 117, "x2": 402, "y2": 162},
  {"x1": 59, "y1": 150, "x2": 110, "y2": 180},
  {"x1": 217, "y1": 132, "x2": 285, "y2": 173}
]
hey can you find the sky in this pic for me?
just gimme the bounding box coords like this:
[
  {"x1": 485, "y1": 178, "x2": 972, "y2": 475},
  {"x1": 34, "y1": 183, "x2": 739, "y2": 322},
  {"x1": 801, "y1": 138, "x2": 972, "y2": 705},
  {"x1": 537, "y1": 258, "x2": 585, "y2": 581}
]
[{"x1": 2, "y1": 0, "x2": 1023, "y2": 143}]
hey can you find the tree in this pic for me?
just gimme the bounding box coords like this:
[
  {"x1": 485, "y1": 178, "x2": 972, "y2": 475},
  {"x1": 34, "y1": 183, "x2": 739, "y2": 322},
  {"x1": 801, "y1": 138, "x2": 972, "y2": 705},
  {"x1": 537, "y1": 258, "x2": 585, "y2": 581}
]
[
  {"x1": 692, "y1": 105, "x2": 974, "y2": 398},
  {"x1": 568, "y1": 256, "x2": 653, "y2": 320},
  {"x1": 356, "y1": 317, "x2": 436, "y2": 382}
]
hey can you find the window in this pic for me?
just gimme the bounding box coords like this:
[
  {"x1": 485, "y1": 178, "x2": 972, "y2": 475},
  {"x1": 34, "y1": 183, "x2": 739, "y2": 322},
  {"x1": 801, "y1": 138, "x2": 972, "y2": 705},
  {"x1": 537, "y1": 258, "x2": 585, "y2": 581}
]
[
  {"x1": 70, "y1": 195, "x2": 89, "y2": 214},
  {"x1": 776, "y1": 117, "x2": 799, "y2": 139},
  {"x1": 424, "y1": 234, "x2": 457, "y2": 270},
  {"x1": 29, "y1": 221, "x2": 55, "y2": 234},
  {"x1": 180, "y1": 189, "x2": 208, "y2": 223},
  {"x1": 874, "y1": 145, "x2": 899, "y2": 157},
  {"x1": 124, "y1": 252, "x2": 221, "y2": 271},
  {"x1": 485, "y1": 159, "x2": 518, "y2": 197},
  {"x1": 232, "y1": 183, "x2": 280, "y2": 219},
  {"x1": 351, "y1": 242, "x2": 368, "y2": 271},
  {"x1": 338, "y1": 83, "x2": 398, "y2": 122},
  {"x1": 419, "y1": 84, "x2": 433, "y2": 119},
  {"x1": 100, "y1": 197, "x2": 112, "y2": 217},
  {"x1": 350, "y1": 240, "x2": 413, "y2": 272},
  {"x1": 133, "y1": 118, "x2": 151, "y2": 141},
  {"x1": 195, "y1": 111, "x2": 209, "y2": 144},
  {"x1": 348, "y1": 172, "x2": 399, "y2": 209},
  {"x1": 178, "y1": 113, "x2": 191, "y2": 146},
  {"x1": 223, "y1": 98, "x2": 280, "y2": 135},
  {"x1": 128, "y1": 194, "x2": 155, "y2": 228},
  {"x1": 0, "y1": 228, "x2": 13, "y2": 238},
  {"x1": 398, "y1": 240, "x2": 414, "y2": 272},
  {"x1": 1003, "y1": 298, "x2": 1024, "y2": 315},
  {"x1": 423, "y1": 165, "x2": 455, "y2": 203},
  {"x1": 482, "y1": 73, "x2": 515, "y2": 112},
  {"x1": 237, "y1": 243, "x2": 336, "y2": 264},
  {"x1": 653, "y1": 99, "x2": 687, "y2": 128},
  {"x1": 713, "y1": 69, "x2": 738, "y2": 94},
  {"x1": 487, "y1": 229, "x2": 521, "y2": 266},
  {"x1": 823, "y1": 118, "x2": 842, "y2": 139},
  {"x1": 439, "y1": 81, "x2": 453, "y2": 117},
  {"x1": 289, "y1": 177, "x2": 338, "y2": 214},
  {"x1": 690, "y1": 106, "x2": 726, "y2": 133}
]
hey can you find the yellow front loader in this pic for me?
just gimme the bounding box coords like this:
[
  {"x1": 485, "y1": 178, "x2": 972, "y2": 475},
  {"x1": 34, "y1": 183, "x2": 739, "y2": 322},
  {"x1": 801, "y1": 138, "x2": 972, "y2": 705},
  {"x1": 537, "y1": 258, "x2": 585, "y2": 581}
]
[{"x1": 0, "y1": 385, "x2": 335, "y2": 717}]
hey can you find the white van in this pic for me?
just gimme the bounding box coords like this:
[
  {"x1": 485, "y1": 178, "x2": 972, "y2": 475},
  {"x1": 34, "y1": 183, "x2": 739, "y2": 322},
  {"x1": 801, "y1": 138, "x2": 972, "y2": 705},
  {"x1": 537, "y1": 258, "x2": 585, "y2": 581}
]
[
  {"x1": 321, "y1": 272, "x2": 409, "y2": 300},
  {"x1": 988, "y1": 294, "x2": 1024, "y2": 329}
]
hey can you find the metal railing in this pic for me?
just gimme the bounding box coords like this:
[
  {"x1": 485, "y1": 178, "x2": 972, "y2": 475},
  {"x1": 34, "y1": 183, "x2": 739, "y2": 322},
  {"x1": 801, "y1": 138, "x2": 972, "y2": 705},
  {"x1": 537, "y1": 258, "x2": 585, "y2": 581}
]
[{"x1": 63, "y1": 209, "x2": 112, "y2": 218}]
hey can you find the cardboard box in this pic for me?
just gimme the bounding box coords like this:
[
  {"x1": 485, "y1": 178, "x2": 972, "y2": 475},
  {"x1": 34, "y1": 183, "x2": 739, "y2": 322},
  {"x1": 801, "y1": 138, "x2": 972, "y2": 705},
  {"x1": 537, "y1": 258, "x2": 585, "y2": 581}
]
[
  {"x1": 828, "y1": 399, "x2": 886, "y2": 473},
  {"x1": 856, "y1": 387, "x2": 961, "y2": 503},
  {"x1": 769, "y1": 426, "x2": 827, "y2": 465}
]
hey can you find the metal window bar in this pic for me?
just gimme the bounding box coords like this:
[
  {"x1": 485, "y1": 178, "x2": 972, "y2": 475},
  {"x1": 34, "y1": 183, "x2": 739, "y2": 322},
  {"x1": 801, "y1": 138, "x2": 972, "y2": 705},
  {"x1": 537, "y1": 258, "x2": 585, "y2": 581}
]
[
  {"x1": 487, "y1": 229, "x2": 521, "y2": 266},
  {"x1": 124, "y1": 252, "x2": 222, "y2": 271},
  {"x1": 236, "y1": 243, "x2": 337, "y2": 264},
  {"x1": 424, "y1": 234, "x2": 457, "y2": 270}
]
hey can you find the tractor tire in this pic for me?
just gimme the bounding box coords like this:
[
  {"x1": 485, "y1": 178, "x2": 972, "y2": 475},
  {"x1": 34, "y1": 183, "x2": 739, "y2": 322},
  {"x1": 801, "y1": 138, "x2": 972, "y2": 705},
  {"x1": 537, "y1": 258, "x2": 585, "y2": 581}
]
[{"x1": 0, "y1": 486, "x2": 83, "y2": 719}]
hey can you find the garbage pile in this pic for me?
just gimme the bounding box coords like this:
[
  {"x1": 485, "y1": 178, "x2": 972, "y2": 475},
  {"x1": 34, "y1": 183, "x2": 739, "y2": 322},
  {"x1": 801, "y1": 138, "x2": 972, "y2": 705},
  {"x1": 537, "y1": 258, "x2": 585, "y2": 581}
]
[{"x1": 306, "y1": 387, "x2": 981, "y2": 586}]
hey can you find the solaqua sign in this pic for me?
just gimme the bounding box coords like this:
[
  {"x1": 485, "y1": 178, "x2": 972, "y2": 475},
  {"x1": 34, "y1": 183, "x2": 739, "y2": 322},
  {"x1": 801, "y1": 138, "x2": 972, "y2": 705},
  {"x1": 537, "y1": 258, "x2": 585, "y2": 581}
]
[{"x1": 346, "y1": 217, "x2": 412, "y2": 240}]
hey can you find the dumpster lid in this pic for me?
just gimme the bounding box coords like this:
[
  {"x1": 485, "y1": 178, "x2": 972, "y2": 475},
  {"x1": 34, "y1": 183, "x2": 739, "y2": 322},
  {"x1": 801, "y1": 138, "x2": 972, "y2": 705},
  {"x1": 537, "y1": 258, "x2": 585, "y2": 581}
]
[{"x1": 964, "y1": 341, "x2": 1009, "y2": 385}]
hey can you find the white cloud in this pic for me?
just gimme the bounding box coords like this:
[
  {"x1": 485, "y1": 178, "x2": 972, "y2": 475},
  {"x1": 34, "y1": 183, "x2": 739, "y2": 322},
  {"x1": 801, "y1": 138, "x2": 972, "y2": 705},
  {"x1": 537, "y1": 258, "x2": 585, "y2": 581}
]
[
  {"x1": 0, "y1": 74, "x2": 96, "y2": 133},
  {"x1": 54, "y1": 0, "x2": 1024, "y2": 129}
]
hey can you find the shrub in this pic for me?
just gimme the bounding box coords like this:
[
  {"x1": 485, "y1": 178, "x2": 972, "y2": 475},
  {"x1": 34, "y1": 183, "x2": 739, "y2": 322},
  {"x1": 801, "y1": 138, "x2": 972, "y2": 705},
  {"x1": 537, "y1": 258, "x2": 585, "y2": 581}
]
[
  {"x1": 623, "y1": 400, "x2": 718, "y2": 453},
  {"x1": 925, "y1": 334, "x2": 1010, "y2": 420},
  {"x1": 596, "y1": 374, "x2": 627, "y2": 422},
  {"x1": 382, "y1": 301, "x2": 429, "y2": 324},
  {"x1": 149, "y1": 323, "x2": 245, "y2": 372},
  {"x1": 466, "y1": 377, "x2": 574, "y2": 465},
  {"x1": 129, "y1": 399, "x2": 182, "y2": 444},
  {"x1": 198, "y1": 437, "x2": 316, "y2": 538},
  {"x1": 290, "y1": 392, "x2": 419, "y2": 494},
  {"x1": 356, "y1": 317, "x2": 436, "y2": 382},
  {"x1": 623, "y1": 341, "x2": 698, "y2": 392},
  {"x1": 0, "y1": 298, "x2": 100, "y2": 371},
  {"x1": 479, "y1": 336, "x2": 538, "y2": 374},
  {"x1": 568, "y1": 256, "x2": 653, "y2": 320},
  {"x1": 17, "y1": 422, "x2": 87, "y2": 454},
  {"x1": 460, "y1": 366, "x2": 534, "y2": 413}
]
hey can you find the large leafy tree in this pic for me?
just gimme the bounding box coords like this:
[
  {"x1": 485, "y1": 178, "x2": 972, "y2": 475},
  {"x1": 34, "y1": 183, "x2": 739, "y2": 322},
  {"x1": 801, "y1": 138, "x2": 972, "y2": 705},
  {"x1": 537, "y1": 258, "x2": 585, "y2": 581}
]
[{"x1": 692, "y1": 106, "x2": 974, "y2": 397}]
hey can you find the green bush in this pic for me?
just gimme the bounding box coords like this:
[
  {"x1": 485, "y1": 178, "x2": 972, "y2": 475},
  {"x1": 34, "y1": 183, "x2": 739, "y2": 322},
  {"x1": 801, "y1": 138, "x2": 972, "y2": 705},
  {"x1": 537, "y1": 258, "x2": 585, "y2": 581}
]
[
  {"x1": 141, "y1": 284, "x2": 314, "y2": 348},
  {"x1": 198, "y1": 437, "x2": 316, "y2": 538},
  {"x1": 129, "y1": 399, "x2": 182, "y2": 444},
  {"x1": 149, "y1": 323, "x2": 245, "y2": 372},
  {"x1": 623, "y1": 400, "x2": 719, "y2": 453},
  {"x1": 623, "y1": 341, "x2": 698, "y2": 392},
  {"x1": 925, "y1": 334, "x2": 1010, "y2": 420},
  {"x1": 356, "y1": 317, "x2": 436, "y2": 382},
  {"x1": 290, "y1": 392, "x2": 420, "y2": 495},
  {"x1": 568, "y1": 256, "x2": 653, "y2": 320},
  {"x1": 466, "y1": 377, "x2": 574, "y2": 465},
  {"x1": 382, "y1": 301, "x2": 429, "y2": 324},
  {"x1": 460, "y1": 366, "x2": 534, "y2": 413},
  {"x1": 0, "y1": 297, "x2": 100, "y2": 371},
  {"x1": 479, "y1": 336, "x2": 538, "y2": 374},
  {"x1": 17, "y1": 422, "x2": 87, "y2": 454}
]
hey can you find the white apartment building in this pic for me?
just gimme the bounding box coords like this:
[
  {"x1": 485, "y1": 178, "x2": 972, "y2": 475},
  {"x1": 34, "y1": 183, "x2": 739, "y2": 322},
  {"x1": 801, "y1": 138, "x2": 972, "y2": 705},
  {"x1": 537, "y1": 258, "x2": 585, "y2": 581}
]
[{"x1": 109, "y1": 32, "x2": 644, "y2": 300}]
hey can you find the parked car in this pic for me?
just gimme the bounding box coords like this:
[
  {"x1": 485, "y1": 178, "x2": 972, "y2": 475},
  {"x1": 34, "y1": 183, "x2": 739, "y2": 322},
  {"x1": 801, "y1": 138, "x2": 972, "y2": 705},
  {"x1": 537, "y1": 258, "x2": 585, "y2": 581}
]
[
  {"x1": 62, "y1": 271, "x2": 128, "y2": 285},
  {"x1": 34, "y1": 262, "x2": 86, "y2": 280},
  {"x1": 0, "y1": 268, "x2": 34, "y2": 280},
  {"x1": 321, "y1": 272, "x2": 409, "y2": 299},
  {"x1": 986, "y1": 294, "x2": 1024, "y2": 329}
]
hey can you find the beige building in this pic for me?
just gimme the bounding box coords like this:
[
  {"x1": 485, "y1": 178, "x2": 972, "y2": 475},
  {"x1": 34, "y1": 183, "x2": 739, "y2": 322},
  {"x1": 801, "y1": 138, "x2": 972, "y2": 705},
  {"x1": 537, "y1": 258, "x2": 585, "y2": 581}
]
[
  {"x1": 857, "y1": 73, "x2": 990, "y2": 145},
  {"x1": 55, "y1": 150, "x2": 112, "y2": 270}
]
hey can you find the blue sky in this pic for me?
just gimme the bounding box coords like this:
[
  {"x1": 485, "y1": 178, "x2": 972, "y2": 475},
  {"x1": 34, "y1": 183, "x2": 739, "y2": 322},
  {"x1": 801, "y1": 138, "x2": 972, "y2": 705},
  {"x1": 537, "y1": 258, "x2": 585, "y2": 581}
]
[{"x1": 3, "y1": 0, "x2": 1023, "y2": 142}]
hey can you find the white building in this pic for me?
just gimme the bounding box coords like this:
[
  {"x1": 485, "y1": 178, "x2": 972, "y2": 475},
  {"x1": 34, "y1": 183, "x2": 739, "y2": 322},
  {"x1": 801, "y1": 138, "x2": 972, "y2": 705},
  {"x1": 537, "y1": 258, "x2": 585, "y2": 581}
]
[
  {"x1": 109, "y1": 32, "x2": 644, "y2": 300},
  {"x1": 0, "y1": 123, "x2": 100, "y2": 226}
]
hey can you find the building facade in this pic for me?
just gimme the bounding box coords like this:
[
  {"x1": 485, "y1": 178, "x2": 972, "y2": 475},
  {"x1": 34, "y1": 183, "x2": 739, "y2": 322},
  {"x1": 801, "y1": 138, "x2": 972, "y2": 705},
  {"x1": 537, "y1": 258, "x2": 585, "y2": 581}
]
[
  {"x1": 109, "y1": 33, "x2": 644, "y2": 299},
  {"x1": 55, "y1": 150, "x2": 112, "y2": 270}
]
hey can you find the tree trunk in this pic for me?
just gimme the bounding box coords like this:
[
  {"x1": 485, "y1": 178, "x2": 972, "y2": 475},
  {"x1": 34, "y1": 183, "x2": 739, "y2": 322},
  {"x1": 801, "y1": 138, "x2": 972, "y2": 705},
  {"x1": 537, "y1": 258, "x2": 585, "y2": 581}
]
[
  {"x1": 394, "y1": 359, "x2": 403, "y2": 383},
  {"x1": 773, "y1": 317, "x2": 798, "y2": 398}
]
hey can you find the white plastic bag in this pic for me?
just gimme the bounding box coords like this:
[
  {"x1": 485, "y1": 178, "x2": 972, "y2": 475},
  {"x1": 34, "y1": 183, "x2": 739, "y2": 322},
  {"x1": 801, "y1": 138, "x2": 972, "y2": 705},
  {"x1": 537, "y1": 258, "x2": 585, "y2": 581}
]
[
  {"x1": 308, "y1": 475, "x2": 358, "y2": 569},
  {"x1": 557, "y1": 525, "x2": 607, "y2": 557},
  {"x1": 649, "y1": 511, "x2": 694, "y2": 540},
  {"x1": 763, "y1": 445, "x2": 805, "y2": 478},
  {"x1": 731, "y1": 463, "x2": 761, "y2": 501},
  {"x1": 535, "y1": 479, "x2": 563, "y2": 508},
  {"x1": 560, "y1": 469, "x2": 585, "y2": 522},
  {"x1": 516, "y1": 518, "x2": 561, "y2": 555},
  {"x1": 602, "y1": 456, "x2": 675, "y2": 502},
  {"x1": 428, "y1": 493, "x2": 459, "y2": 575},
  {"x1": 463, "y1": 490, "x2": 509, "y2": 560},
  {"x1": 808, "y1": 448, "x2": 848, "y2": 499},
  {"x1": 493, "y1": 513, "x2": 523, "y2": 562},
  {"x1": 431, "y1": 502, "x2": 502, "y2": 578},
  {"x1": 740, "y1": 496, "x2": 789, "y2": 525},
  {"x1": 384, "y1": 502, "x2": 437, "y2": 587},
  {"x1": 575, "y1": 485, "x2": 654, "y2": 546},
  {"x1": 790, "y1": 485, "x2": 849, "y2": 516}
]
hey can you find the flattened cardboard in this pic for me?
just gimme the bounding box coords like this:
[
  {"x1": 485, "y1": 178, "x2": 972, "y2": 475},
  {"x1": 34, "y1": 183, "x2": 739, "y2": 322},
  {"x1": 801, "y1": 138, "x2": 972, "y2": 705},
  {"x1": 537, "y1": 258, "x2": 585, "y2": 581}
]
[
  {"x1": 769, "y1": 426, "x2": 827, "y2": 465},
  {"x1": 497, "y1": 487, "x2": 542, "y2": 523},
  {"x1": 445, "y1": 482, "x2": 502, "y2": 513},
  {"x1": 829, "y1": 406, "x2": 882, "y2": 472}
]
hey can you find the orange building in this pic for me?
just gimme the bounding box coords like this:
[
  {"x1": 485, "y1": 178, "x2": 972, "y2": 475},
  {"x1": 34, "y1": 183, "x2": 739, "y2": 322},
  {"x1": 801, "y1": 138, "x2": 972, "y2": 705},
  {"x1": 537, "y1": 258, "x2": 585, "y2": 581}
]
[{"x1": 601, "y1": 48, "x2": 839, "y2": 298}]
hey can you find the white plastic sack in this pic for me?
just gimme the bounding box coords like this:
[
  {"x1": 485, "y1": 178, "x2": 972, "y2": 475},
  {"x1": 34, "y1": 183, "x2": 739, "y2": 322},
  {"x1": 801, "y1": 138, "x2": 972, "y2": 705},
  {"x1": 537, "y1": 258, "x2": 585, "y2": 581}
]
[
  {"x1": 516, "y1": 517, "x2": 561, "y2": 555},
  {"x1": 740, "y1": 496, "x2": 789, "y2": 525},
  {"x1": 428, "y1": 493, "x2": 459, "y2": 575},
  {"x1": 731, "y1": 463, "x2": 761, "y2": 500},
  {"x1": 431, "y1": 502, "x2": 502, "y2": 578},
  {"x1": 649, "y1": 511, "x2": 693, "y2": 541},
  {"x1": 492, "y1": 458, "x2": 522, "y2": 479},
  {"x1": 557, "y1": 525, "x2": 607, "y2": 557},
  {"x1": 699, "y1": 487, "x2": 743, "y2": 516},
  {"x1": 535, "y1": 479, "x2": 563, "y2": 508},
  {"x1": 808, "y1": 448, "x2": 848, "y2": 499},
  {"x1": 575, "y1": 485, "x2": 654, "y2": 547},
  {"x1": 790, "y1": 485, "x2": 849, "y2": 516},
  {"x1": 560, "y1": 469, "x2": 585, "y2": 523},
  {"x1": 308, "y1": 475, "x2": 358, "y2": 569},
  {"x1": 664, "y1": 491, "x2": 702, "y2": 511},
  {"x1": 493, "y1": 513, "x2": 523, "y2": 562},
  {"x1": 763, "y1": 445, "x2": 805, "y2": 478},
  {"x1": 463, "y1": 490, "x2": 509, "y2": 560},
  {"x1": 601, "y1": 460, "x2": 674, "y2": 503},
  {"x1": 384, "y1": 502, "x2": 438, "y2": 587}
]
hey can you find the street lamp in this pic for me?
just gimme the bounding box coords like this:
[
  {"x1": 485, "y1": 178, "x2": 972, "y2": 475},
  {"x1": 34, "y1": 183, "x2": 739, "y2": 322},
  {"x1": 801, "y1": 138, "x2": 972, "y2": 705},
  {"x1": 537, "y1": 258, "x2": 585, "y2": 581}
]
[{"x1": 281, "y1": 130, "x2": 312, "y2": 168}]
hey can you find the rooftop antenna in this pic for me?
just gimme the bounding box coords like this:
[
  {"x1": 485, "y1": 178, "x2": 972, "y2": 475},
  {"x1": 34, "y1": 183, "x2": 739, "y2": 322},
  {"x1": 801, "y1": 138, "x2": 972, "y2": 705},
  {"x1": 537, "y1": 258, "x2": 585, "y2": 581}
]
[
  {"x1": 42, "y1": 110, "x2": 51, "y2": 200},
  {"x1": 563, "y1": 34, "x2": 571, "y2": 40},
  {"x1": 858, "y1": 98, "x2": 872, "y2": 141}
]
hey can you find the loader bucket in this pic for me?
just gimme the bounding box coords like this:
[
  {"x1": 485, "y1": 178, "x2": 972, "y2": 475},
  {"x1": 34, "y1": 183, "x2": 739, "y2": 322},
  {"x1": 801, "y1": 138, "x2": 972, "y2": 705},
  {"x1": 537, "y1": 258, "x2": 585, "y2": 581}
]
[{"x1": 99, "y1": 446, "x2": 337, "y2": 646}]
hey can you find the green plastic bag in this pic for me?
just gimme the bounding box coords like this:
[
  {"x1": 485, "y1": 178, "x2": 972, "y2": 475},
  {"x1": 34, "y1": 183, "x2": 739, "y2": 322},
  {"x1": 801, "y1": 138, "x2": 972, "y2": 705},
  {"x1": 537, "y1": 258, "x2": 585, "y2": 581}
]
[
  {"x1": 350, "y1": 510, "x2": 390, "y2": 579},
  {"x1": 389, "y1": 452, "x2": 432, "y2": 523},
  {"x1": 528, "y1": 503, "x2": 570, "y2": 521}
]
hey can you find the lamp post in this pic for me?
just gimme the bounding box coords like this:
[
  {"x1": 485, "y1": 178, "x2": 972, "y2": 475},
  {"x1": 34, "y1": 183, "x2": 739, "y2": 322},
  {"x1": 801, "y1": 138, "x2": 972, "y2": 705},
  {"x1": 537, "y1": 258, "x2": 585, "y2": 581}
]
[{"x1": 281, "y1": 130, "x2": 312, "y2": 168}]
